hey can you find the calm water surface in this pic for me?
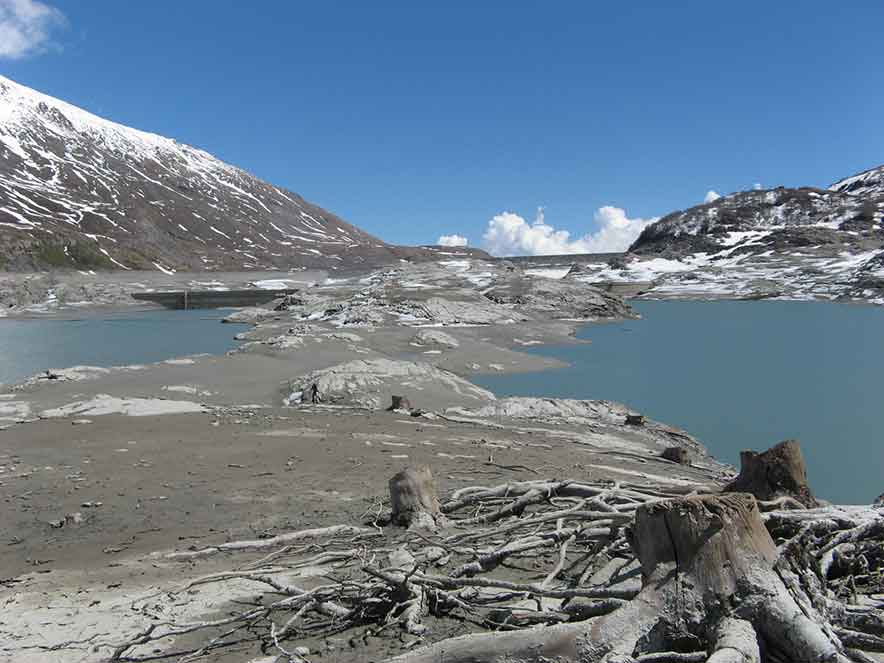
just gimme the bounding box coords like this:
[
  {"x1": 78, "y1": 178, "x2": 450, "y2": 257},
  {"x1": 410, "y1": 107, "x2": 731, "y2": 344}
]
[
  {"x1": 473, "y1": 300, "x2": 884, "y2": 504},
  {"x1": 0, "y1": 309, "x2": 245, "y2": 386}
]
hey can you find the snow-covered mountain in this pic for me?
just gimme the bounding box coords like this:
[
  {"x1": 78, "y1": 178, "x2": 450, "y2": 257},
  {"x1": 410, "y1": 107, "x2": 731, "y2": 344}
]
[
  {"x1": 0, "y1": 75, "x2": 411, "y2": 272},
  {"x1": 542, "y1": 165, "x2": 884, "y2": 305},
  {"x1": 630, "y1": 168, "x2": 884, "y2": 259},
  {"x1": 829, "y1": 164, "x2": 884, "y2": 200}
]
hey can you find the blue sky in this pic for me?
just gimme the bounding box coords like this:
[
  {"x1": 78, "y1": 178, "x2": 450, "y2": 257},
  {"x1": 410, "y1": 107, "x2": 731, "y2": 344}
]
[{"x1": 2, "y1": 0, "x2": 883, "y2": 253}]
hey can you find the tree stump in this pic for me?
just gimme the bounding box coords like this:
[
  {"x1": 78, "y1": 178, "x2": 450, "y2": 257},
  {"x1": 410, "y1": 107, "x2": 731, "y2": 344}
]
[
  {"x1": 388, "y1": 395, "x2": 413, "y2": 412},
  {"x1": 389, "y1": 493, "x2": 851, "y2": 663},
  {"x1": 724, "y1": 439, "x2": 818, "y2": 507},
  {"x1": 389, "y1": 466, "x2": 443, "y2": 531},
  {"x1": 661, "y1": 446, "x2": 690, "y2": 465}
]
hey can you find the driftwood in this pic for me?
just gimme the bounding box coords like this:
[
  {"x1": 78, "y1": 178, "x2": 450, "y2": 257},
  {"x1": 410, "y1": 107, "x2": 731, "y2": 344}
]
[
  {"x1": 725, "y1": 439, "x2": 818, "y2": 507},
  {"x1": 88, "y1": 473, "x2": 882, "y2": 663},
  {"x1": 391, "y1": 493, "x2": 853, "y2": 663}
]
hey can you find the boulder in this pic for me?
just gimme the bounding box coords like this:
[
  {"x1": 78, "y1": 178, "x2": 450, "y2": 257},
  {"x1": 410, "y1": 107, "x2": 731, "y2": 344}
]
[
  {"x1": 289, "y1": 359, "x2": 494, "y2": 409},
  {"x1": 412, "y1": 328, "x2": 459, "y2": 348}
]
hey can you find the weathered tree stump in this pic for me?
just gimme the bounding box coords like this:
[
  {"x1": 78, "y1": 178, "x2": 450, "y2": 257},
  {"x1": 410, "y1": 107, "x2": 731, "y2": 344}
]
[
  {"x1": 725, "y1": 439, "x2": 818, "y2": 507},
  {"x1": 661, "y1": 446, "x2": 690, "y2": 465},
  {"x1": 389, "y1": 466, "x2": 443, "y2": 531},
  {"x1": 388, "y1": 395, "x2": 413, "y2": 412},
  {"x1": 388, "y1": 493, "x2": 851, "y2": 663}
]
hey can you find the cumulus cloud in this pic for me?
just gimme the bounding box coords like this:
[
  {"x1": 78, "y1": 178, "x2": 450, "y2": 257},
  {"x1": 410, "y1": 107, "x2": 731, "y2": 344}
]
[
  {"x1": 482, "y1": 206, "x2": 656, "y2": 257},
  {"x1": 437, "y1": 234, "x2": 468, "y2": 247},
  {"x1": 704, "y1": 190, "x2": 721, "y2": 203},
  {"x1": 0, "y1": 0, "x2": 65, "y2": 59}
]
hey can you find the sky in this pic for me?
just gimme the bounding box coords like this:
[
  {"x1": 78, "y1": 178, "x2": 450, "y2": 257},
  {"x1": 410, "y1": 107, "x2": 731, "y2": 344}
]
[{"x1": 2, "y1": 0, "x2": 883, "y2": 255}]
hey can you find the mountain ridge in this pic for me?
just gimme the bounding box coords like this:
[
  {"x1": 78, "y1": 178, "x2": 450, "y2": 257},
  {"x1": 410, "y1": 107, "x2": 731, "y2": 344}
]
[
  {"x1": 629, "y1": 165, "x2": 884, "y2": 258},
  {"x1": 0, "y1": 75, "x2": 464, "y2": 272}
]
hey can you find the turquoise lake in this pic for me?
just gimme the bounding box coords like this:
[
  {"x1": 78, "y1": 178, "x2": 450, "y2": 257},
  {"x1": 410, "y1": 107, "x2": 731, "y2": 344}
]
[
  {"x1": 472, "y1": 300, "x2": 884, "y2": 505},
  {"x1": 0, "y1": 309, "x2": 245, "y2": 386}
]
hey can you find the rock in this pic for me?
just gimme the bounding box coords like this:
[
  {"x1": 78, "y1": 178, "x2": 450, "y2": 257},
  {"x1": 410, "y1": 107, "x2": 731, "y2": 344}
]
[
  {"x1": 272, "y1": 294, "x2": 303, "y2": 311},
  {"x1": 724, "y1": 439, "x2": 818, "y2": 508},
  {"x1": 290, "y1": 359, "x2": 494, "y2": 409},
  {"x1": 399, "y1": 295, "x2": 525, "y2": 325},
  {"x1": 661, "y1": 446, "x2": 690, "y2": 465},
  {"x1": 222, "y1": 307, "x2": 279, "y2": 324},
  {"x1": 412, "y1": 328, "x2": 459, "y2": 348},
  {"x1": 263, "y1": 334, "x2": 304, "y2": 350},
  {"x1": 449, "y1": 397, "x2": 712, "y2": 461},
  {"x1": 607, "y1": 254, "x2": 631, "y2": 270},
  {"x1": 449, "y1": 398, "x2": 633, "y2": 425},
  {"x1": 484, "y1": 277, "x2": 635, "y2": 320},
  {"x1": 53, "y1": 512, "x2": 85, "y2": 528},
  {"x1": 625, "y1": 414, "x2": 645, "y2": 426},
  {"x1": 22, "y1": 365, "x2": 110, "y2": 386},
  {"x1": 327, "y1": 331, "x2": 363, "y2": 343},
  {"x1": 874, "y1": 493, "x2": 884, "y2": 507},
  {"x1": 71, "y1": 418, "x2": 92, "y2": 425}
]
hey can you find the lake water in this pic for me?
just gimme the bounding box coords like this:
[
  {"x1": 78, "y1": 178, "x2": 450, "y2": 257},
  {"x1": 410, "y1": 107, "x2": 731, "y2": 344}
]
[
  {"x1": 0, "y1": 309, "x2": 245, "y2": 386},
  {"x1": 473, "y1": 300, "x2": 884, "y2": 505}
]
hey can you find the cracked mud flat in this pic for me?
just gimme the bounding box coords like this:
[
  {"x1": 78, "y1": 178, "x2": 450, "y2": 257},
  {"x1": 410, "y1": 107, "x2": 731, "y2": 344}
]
[{"x1": 0, "y1": 259, "x2": 880, "y2": 663}]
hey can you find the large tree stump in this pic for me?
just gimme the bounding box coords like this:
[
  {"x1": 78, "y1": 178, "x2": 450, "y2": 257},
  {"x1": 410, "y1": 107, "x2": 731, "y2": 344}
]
[
  {"x1": 662, "y1": 446, "x2": 690, "y2": 465},
  {"x1": 724, "y1": 439, "x2": 818, "y2": 507},
  {"x1": 389, "y1": 466, "x2": 443, "y2": 531},
  {"x1": 388, "y1": 493, "x2": 851, "y2": 663}
]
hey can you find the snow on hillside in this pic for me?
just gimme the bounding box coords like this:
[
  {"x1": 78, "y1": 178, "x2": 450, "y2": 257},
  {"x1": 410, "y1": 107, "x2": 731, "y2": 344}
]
[
  {"x1": 562, "y1": 165, "x2": 884, "y2": 305},
  {"x1": 0, "y1": 75, "x2": 389, "y2": 271},
  {"x1": 830, "y1": 164, "x2": 884, "y2": 198}
]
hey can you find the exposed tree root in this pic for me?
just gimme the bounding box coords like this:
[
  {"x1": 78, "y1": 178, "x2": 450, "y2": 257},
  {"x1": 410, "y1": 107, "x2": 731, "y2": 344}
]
[{"x1": 77, "y1": 476, "x2": 881, "y2": 663}]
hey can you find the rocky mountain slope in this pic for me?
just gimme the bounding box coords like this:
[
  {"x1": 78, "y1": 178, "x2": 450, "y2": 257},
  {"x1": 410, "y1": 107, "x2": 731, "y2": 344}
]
[
  {"x1": 0, "y1": 75, "x2": 454, "y2": 272},
  {"x1": 555, "y1": 164, "x2": 884, "y2": 304},
  {"x1": 630, "y1": 166, "x2": 883, "y2": 259}
]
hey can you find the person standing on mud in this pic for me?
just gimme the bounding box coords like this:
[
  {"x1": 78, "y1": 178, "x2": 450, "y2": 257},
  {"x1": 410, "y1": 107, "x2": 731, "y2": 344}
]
[{"x1": 309, "y1": 382, "x2": 319, "y2": 404}]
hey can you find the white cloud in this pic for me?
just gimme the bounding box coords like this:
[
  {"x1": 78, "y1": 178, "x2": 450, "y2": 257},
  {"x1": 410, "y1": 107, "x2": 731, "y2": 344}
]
[
  {"x1": 437, "y1": 234, "x2": 468, "y2": 247},
  {"x1": 704, "y1": 190, "x2": 721, "y2": 203},
  {"x1": 481, "y1": 206, "x2": 656, "y2": 257},
  {"x1": 0, "y1": 0, "x2": 65, "y2": 60},
  {"x1": 752, "y1": 182, "x2": 763, "y2": 190}
]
